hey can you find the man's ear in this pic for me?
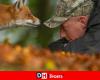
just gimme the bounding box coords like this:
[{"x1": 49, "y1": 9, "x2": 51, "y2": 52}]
[
  {"x1": 79, "y1": 16, "x2": 88, "y2": 25},
  {"x1": 60, "y1": 26, "x2": 66, "y2": 38},
  {"x1": 14, "y1": 0, "x2": 26, "y2": 10}
]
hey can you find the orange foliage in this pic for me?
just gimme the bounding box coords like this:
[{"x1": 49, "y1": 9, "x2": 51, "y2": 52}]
[{"x1": 0, "y1": 44, "x2": 100, "y2": 71}]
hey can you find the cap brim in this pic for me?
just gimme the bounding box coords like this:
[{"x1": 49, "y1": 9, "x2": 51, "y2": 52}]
[{"x1": 44, "y1": 16, "x2": 69, "y2": 28}]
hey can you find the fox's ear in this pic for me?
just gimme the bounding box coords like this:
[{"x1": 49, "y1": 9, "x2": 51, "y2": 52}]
[
  {"x1": 14, "y1": 0, "x2": 27, "y2": 10},
  {"x1": 22, "y1": 0, "x2": 27, "y2": 5},
  {"x1": 20, "y1": 0, "x2": 27, "y2": 6},
  {"x1": 14, "y1": 1, "x2": 20, "y2": 10}
]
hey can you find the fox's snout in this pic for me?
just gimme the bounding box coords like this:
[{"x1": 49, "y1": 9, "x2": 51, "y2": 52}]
[{"x1": 33, "y1": 18, "x2": 40, "y2": 26}]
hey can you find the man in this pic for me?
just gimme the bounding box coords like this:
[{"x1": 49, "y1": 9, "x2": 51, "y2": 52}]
[
  {"x1": 49, "y1": 0, "x2": 100, "y2": 53},
  {"x1": 49, "y1": 16, "x2": 88, "y2": 52}
]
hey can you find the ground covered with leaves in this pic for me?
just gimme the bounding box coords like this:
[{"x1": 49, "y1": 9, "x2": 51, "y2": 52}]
[{"x1": 0, "y1": 44, "x2": 100, "y2": 71}]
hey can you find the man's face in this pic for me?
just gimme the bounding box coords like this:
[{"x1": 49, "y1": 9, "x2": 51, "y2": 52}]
[{"x1": 60, "y1": 16, "x2": 88, "y2": 41}]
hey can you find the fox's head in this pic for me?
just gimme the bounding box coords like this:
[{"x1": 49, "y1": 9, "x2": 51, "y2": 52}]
[{"x1": 12, "y1": 0, "x2": 40, "y2": 26}]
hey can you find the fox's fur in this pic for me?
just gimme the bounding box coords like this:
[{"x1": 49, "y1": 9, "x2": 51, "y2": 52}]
[{"x1": 0, "y1": 0, "x2": 40, "y2": 28}]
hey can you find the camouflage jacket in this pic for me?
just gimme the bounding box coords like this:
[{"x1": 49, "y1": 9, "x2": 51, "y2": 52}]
[{"x1": 44, "y1": 0, "x2": 93, "y2": 28}]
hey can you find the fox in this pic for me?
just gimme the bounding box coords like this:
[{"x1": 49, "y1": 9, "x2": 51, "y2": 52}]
[{"x1": 0, "y1": 0, "x2": 40, "y2": 29}]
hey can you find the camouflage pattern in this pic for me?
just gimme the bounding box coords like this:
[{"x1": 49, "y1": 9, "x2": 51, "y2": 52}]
[{"x1": 44, "y1": 0, "x2": 93, "y2": 28}]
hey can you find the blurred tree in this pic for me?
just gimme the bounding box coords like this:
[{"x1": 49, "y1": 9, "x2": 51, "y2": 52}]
[
  {"x1": 35, "y1": 0, "x2": 57, "y2": 47},
  {"x1": 0, "y1": 0, "x2": 10, "y2": 3}
]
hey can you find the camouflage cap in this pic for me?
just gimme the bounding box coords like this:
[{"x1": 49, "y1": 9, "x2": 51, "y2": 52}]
[{"x1": 44, "y1": 0, "x2": 93, "y2": 28}]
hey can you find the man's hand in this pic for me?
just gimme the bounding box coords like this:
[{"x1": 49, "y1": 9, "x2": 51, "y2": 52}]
[{"x1": 60, "y1": 16, "x2": 88, "y2": 41}]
